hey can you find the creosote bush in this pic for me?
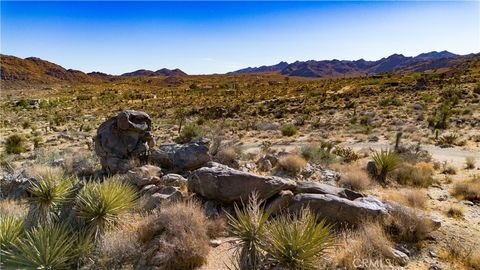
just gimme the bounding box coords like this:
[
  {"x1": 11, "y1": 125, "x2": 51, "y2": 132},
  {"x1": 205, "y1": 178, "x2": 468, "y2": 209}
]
[
  {"x1": 176, "y1": 123, "x2": 204, "y2": 143},
  {"x1": 281, "y1": 124, "x2": 297, "y2": 136},
  {"x1": 5, "y1": 134, "x2": 27, "y2": 154}
]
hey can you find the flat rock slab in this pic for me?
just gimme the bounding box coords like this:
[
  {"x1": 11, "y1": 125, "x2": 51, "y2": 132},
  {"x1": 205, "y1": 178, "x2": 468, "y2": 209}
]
[
  {"x1": 149, "y1": 138, "x2": 211, "y2": 172},
  {"x1": 289, "y1": 193, "x2": 388, "y2": 225},
  {"x1": 188, "y1": 162, "x2": 296, "y2": 203},
  {"x1": 294, "y1": 181, "x2": 364, "y2": 200}
]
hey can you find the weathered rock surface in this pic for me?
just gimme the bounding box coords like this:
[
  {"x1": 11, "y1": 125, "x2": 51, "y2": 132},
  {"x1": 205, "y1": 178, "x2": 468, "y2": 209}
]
[
  {"x1": 294, "y1": 181, "x2": 364, "y2": 200},
  {"x1": 385, "y1": 201, "x2": 442, "y2": 231},
  {"x1": 188, "y1": 162, "x2": 296, "y2": 203},
  {"x1": 288, "y1": 193, "x2": 388, "y2": 224},
  {"x1": 127, "y1": 165, "x2": 162, "y2": 187},
  {"x1": 94, "y1": 110, "x2": 155, "y2": 174},
  {"x1": 144, "y1": 186, "x2": 184, "y2": 211},
  {"x1": 266, "y1": 190, "x2": 294, "y2": 215},
  {"x1": 149, "y1": 138, "x2": 211, "y2": 172}
]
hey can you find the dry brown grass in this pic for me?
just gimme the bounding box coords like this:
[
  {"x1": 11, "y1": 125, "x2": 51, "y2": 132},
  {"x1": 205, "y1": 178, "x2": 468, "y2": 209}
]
[
  {"x1": 451, "y1": 177, "x2": 480, "y2": 202},
  {"x1": 277, "y1": 154, "x2": 306, "y2": 175},
  {"x1": 446, "y1": 204, "x2": 464, "y2": 219},
  {"x1": 386, "y1": 206, "x2": 436, "y2": 243},
  {"x1": 338, "y1": 167, "x2": 371, "y2": 191},
  {"x1": 465, "y1": 156, "x2": 476, "y2": 170},
  {"x1": 384, "y1": 189, "x2": 428, "y2": 209},
  {"x1": 0, "y1": 199, "x2": 27, "y2": 217},
  {"x1": 137, "y1": 201, "x2": 211, "y2": 269},
  {"x1": 392, "y1": 162, "x2": 434, "y2": 187},
  {"x1": 26, "y1": 164, "x2": 64, "y2": 179},
  {"x1": 333, "y1": 222, "x2": 397, "y2": 269},
  {"x1": 439, "y1": 239, "x2": 480, "y2": 270},
  {"x1": 94, "y1": 226, "x2": 141, "y2": 269},
  {"x1": 63, "y1": 150, "x2": 100, "y2": 177}
]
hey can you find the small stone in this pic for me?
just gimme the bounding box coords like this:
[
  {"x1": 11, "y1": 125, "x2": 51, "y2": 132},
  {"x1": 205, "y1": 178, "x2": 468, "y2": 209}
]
[
  {"x1": 429, "y1": 264, "x2": 442, "y2": 270},
  {"x1": 429, "y1": 250, "x2": 438, "y2": 258},
  {"x1": 209, "y1": 239, "x2": 222, "y2": 247},
  {"x1": 463, "y1": 200, "x2": 474, "y2": 206}
]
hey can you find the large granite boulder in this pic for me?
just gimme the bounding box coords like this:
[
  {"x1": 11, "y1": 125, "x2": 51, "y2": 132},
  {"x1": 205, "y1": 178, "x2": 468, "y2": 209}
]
[
  {"x1": 149, "y1": 138, "x2": 211, "y2": 172},
  {"x1": 288, "y1": 193, "x2": 388, "y2": 225},
  {"x1": 94, "y1": 110, "x2": 155, "y2": 174},
  {"x1": 188, "y1": 162, "x2": 296, "y2": 203}
]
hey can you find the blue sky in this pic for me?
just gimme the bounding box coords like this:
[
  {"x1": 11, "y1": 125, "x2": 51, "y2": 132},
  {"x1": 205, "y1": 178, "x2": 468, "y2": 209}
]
[{"x1": 1, "y1": 1, "x2": 479, "y2": 75}]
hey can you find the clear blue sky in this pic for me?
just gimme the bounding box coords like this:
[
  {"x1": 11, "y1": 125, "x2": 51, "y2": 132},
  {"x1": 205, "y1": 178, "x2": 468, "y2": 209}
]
[{"x1": 1, "y1": 1, "x2": 479, "y2": 75}]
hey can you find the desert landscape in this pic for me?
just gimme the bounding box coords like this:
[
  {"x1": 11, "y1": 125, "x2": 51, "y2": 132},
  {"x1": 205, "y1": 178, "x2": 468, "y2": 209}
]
[{"x1": 1, "y1": 1, "x2": 479, "y2": 270}]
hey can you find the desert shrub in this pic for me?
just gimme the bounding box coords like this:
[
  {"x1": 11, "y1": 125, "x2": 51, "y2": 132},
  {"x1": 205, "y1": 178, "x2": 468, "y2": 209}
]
[
  {"x1": 226, "y1": 193, "x2": 270, "y2": 270},
  {"x1": 372, "y1": 149, "x2": 402, "y2": 183},
  {"x1": 379, "y1": 97, "x2": 403, "y2": 106},
  {"x1": 281, "y1": 124, "x2": 297, "y2": 136},
  {"x1": 5, "y1": 134, "x2": 27, "y2": 154},
  {"x1": 403, "y1": 189, "x2": 428, "y2": 209},
  {"x1": 25, "y1": 170, "x2": 75, "y2": 227},
  {"x1": 428, "y1": 102, "x2": 452, "y2": 129},
  {"x1": 63, "y1": 151, "x2": 100, "y2": 177},
  {"x1": 446, "y1": 204, "x2": 464, "y2": 219},
  {"x1": 301, "y1": 143, "x2": 335, "y2": 164},
  {"x1": 0, "y1": 199, "x2": 27, "y2": 218},
  {"x1": 451, "y1": 178, "x2": 480, "y2": 202},
  {"x1": 333, "y1": 146, "x2": 359, "y2": 163},
  {"x1": 339, "y1": 168, "x2": 371, "y2": 191},
  {"x1": 335, "y1": 222, "x2": 397, "y2": 269},
  {"x1": 277, "y1": 154, "x2": 306, "y2": 175},
  {"x1": 75, "y1": 178, "x2": 137, "y2": 234},
  {"x1": 0, "y1": 215, "x2": 24, "y2": 250},
  {"x1": 94, "y1": 227, "x2": 141, "y2": 268},
  {"x1": 441, "y1": 162, "x2": 457, "y2": 175},
  {"x1": 262, "y1": 208, "x2": 333, "y2": 270},
  {"x1": 176, "y1": 123, "x2": 203, "y2": 143},
  {"x1": 465, "y1": 156, "x2": 476, "y2": 169},
  {"x1": 21, "y1": 120, "x2": 32, "y2": 129},
  {"x1": 214, "y1": 146, "x2": 239, "y2": 167},
  {"x1": 386, "y1": 206, "x2": 436, "y2": 243},
  {"x1": 439, "y1": 239, "x2": 480, "y2": 269},
  {"x1": 1, "y1": 223, "x2": 81, "y2": 269},
  {"x1": 392, "y1": 162, "x2": 434, "y2": 187},
  {"x1": 32, "y1": 136, "x2": 43, "y2": 148},
  {"x1": 437, "y1": 133, "x2": 459, "y2": 146},
  {"x1": 137, "y1": 201, "x2": 211, "y2": 269}
]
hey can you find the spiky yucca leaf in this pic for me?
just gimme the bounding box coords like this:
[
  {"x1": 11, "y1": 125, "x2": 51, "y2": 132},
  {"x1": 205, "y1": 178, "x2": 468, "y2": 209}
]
[
  {"x1": 262, "y1": 208, "x2": 333, "y2": 270},
  {"x1": 26, "y1": 171, "x2": 75, "y2": 226},
  {"x1": 75, "y1": 178, "x2": 137, "y2": 234},
  {"x1": 1, "y1": 223, "x2": 77, "y2": 269},
  {"x1": 372, "y1": 149, "x2": 402, "y2": 183},
  {"x1": 225, "y1": 193, "x2": 270, "y2": 270},
  {"x1": 0, "y1": 215, "x2": 24, "y2": 249}
]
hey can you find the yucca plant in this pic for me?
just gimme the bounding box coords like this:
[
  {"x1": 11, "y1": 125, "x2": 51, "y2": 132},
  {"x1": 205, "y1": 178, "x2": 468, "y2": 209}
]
[
  {"x1": 226, "y1": 193, "x2": 271, "y2": 270},
  {"x1": 26, "y1": 171, "x2": 75, "y2": 227},
  {"x1": 1, "y1": 223, "x2": 78, "y2": 269},
  {"x1": 262, "y1": 209, "x2": 333, "y2": 270},
  {"x1": 372, "y1": 149, "x2": 402, "y2": 183},
  {"x1": 75, "y1": 178, "x2": 137, "y2": 235},
  {"x1": 0, "y1": 215, "x2": 24, "y2": 250}
]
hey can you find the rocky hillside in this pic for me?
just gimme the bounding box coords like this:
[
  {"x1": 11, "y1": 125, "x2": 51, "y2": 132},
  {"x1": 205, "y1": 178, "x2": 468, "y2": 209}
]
[
  {"x1": 231, "y1": 51, "x2": 477, "y2": 77},
  {"x1": 121, "y1": 68, "x2": 187, "y2": 77}
]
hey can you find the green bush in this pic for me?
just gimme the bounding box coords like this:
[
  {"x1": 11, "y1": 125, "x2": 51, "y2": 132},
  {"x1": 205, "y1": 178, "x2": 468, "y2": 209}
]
[
  {"x1": 281, "y1": 124, "x2": 297, "y2": 136},
  {"x1": 262, "y1": 209, "x2": 333, "y2": 270},
  {"x1": 176, "y1": 123, "x2": 203, "y2": 143},
  {"x1": 75, "y1": 178, "x2": 137, "y2": 234},
  {"x1": 5, "y1": 134, "x2": 27, "y2": 154}
]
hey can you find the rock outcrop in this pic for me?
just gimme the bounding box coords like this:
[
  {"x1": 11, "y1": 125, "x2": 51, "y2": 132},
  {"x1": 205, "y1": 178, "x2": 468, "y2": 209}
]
[
  {"x1": 188, "y1": 162, "x2": 296, "y2": 203},
  {"x1": 94, "y1": 110, "x2": 155, "y2": 174},
  {"x1": 149, "y1": 138, "x2": 211, "y2": 172}
]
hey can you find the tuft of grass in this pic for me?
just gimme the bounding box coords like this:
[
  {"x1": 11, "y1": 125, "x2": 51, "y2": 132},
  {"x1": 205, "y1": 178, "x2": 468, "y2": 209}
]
[
  {"x1": 262, "y1": 208, "x2": 333, "y2": 270},
  {"x1": 386, "y1": 206, "x2": 436, "y2": 243},
  {"x1": 26, "y1": 170, "x2": 74, "y2": 227},
  {"x1": 5, "y1": 134, "x2": 27, "y2": 154},
  {"x1": 339, "y1": 167, "x2": 371, "y2": 191},
  {"x1": 384, "y1": 189, "x2": 428, "y2": 209},
  {"x1": 372, "y1": 149, "x2": 402, "y2": 183},
  {"x1": 393, "y1": 162, "x2": 434, "y2": 187},
  {"x1": 465, "y1": 156, "x2": 476, "y2": 170},
  {"x1": 0, "y1": 215, "x2": 24, "y2": 250},
  {"x1": 451, "y1": 178, "x2": 480, "y2": 202},
  {"x1": 75, "y1": 178, "x2": 137, "y2": 234},
  {"x1": 439, "y1": 239, "x2": 480, "y2": 270},
  {"x1": 226, "y1": 193, "x2": 270, "y2": 270},
  {"x1": 281, "y1": 124, "x2": 297, "y2": 137},
  {"x1": 301, "y1": 143, "x2": 335, "y2": 164},
  {"x1": 447, "y1": 205, "x2": 464, "y2": 219},
  {"x1": 277, "y1": 154, "x2": 306, "y2": 175},
  {"x1": 1, "y1": 223, "x2": 79, "y2": 269}
]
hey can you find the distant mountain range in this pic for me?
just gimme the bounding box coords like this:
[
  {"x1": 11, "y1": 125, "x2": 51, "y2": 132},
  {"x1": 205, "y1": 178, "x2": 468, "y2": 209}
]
[
  {"x1": 231, "y1": 51, "x2": 475, "y2": 77},
  {"x1": 1, "y1": 51, "x2": 478, "y2": 89}
]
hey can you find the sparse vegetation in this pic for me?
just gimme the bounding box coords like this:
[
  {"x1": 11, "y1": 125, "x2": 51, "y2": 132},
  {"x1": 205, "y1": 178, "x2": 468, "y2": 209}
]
[
  {"x1": 281, "y1": 124, "x2": 297, "y2": 136},
  {"x1": 277, "y1": 154, "x2": 306, "y2": 175},
  {"x1": 372, "y1": 149, "x2": 402, "y2": 183},
  {"x1": 5, "y1": 134, "x2": 27, "y2": 154}
]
